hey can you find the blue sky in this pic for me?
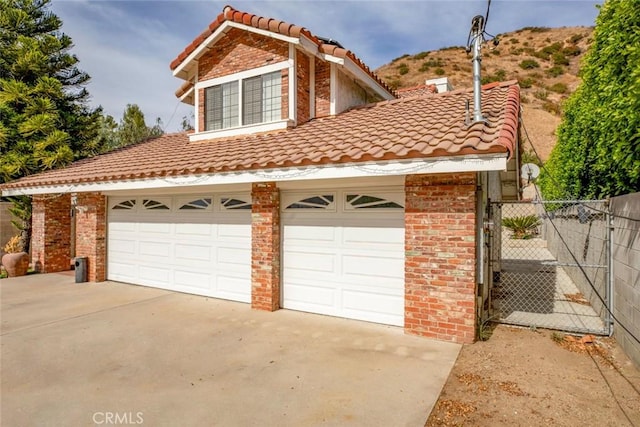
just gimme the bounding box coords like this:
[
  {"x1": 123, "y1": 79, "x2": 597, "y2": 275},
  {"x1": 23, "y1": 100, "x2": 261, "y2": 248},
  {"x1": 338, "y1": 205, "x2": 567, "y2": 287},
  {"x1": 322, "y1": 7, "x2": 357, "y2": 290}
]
[{"x1": 51, "y1": 1, "x2": 601, "y2": 132}]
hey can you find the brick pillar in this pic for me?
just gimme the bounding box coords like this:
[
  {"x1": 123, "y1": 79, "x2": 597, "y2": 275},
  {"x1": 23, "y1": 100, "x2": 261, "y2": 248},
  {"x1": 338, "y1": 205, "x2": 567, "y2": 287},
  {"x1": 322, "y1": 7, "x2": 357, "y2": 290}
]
[
  {"x1": 31, "y1": 194, "x2": 71, "y2": 273},
  {"x1": 405, "y1": 173, "x2": 477, "y2": 344},
  {"x1": 75, "y1": 193, "x2": 107, "y2": 282},
  {"x1": 251, "y1": 182, "x2": 281, "y2": 311}
]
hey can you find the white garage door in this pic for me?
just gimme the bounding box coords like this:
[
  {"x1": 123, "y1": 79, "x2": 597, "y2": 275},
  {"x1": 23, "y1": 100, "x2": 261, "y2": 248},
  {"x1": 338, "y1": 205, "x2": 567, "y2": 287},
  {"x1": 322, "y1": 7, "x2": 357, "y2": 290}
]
[
  {"x1": 282, "y1": 189, "x2": 405, "y2": 326},
  {"x1": 107, "y1": 194, "x2": 251, "y2": 302}
]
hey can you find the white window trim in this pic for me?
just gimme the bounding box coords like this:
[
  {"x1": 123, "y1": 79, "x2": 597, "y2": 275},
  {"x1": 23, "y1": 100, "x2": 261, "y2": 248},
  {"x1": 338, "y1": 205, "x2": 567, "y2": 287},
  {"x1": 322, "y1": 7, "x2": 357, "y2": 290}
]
[
  {"x1": 289, "y1": 44, "x2": 296, "y2": 125},
  {"x1": 195, "y1": 62, "x2": 290, "y2": 136},
  {"x1": 189, "y1": 119, "x2": 292, "y2": 142},
  {"x1": 343, "y1": 192, "x2": 405, "y2": 212},
  {"x1": 175, "y1": 195, "x2": 213, "y2": 212},
  {"x1": 217, "y1": 194, "x2": 252, "y2": 212},
  {"x1": 194, "y1": 61, "x2": 290, "y2": 91},
  {"x1": 281, "y1": 192, "x2": 337, "y2": 212}
]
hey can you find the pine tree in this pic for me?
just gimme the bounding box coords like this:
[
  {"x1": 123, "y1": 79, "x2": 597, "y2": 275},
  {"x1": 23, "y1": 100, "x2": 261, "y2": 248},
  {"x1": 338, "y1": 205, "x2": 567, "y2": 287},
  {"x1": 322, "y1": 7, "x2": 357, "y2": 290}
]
[{"x1": 0, "y1": 0, "x2": 103, "y2": 251}]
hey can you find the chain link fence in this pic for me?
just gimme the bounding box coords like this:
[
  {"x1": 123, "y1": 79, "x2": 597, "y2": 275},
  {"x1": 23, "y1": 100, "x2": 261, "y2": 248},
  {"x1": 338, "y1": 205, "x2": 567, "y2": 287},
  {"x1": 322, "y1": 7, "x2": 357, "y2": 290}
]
[{"x1": 490, "y1": 200, "x2": 610, "y2": 335}]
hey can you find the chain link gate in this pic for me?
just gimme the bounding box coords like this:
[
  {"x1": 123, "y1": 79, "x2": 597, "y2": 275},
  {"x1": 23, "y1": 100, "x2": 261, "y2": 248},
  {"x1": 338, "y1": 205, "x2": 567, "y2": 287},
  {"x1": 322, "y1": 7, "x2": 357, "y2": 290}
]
[{"x1": 488, "y1": 200, "x2": 611, "y2": 335}]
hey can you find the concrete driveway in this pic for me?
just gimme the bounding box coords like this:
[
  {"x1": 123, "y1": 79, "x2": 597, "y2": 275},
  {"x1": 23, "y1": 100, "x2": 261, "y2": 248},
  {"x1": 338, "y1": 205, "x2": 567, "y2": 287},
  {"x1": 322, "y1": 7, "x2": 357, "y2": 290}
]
[{"x1": 1, "y1": 273, "x2": 460, "y2": 426}]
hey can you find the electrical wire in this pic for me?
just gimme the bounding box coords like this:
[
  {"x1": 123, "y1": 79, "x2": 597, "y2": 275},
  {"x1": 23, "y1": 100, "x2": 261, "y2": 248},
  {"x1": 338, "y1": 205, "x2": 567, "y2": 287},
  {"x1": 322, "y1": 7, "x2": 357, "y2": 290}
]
[
  {"x1": 484, "y1": 0, "x2": 492, "y2": 30},
  {"x1": 585, "y1": 346, "x2": 637, "y2": 426},
  {"x1": 519, "y1": 110, "x2": 640, "y2": 346}
]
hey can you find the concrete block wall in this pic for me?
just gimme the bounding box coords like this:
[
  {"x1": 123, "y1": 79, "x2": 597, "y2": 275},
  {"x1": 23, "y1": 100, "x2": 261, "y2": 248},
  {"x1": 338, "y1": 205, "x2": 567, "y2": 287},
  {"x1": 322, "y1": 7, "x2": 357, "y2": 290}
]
[
  {"x1": 610, "y1": 193, "x2": 640, "y2": 369},
  {"x1": 542, "y1": 202, "x2": 608, "y2": 319}
]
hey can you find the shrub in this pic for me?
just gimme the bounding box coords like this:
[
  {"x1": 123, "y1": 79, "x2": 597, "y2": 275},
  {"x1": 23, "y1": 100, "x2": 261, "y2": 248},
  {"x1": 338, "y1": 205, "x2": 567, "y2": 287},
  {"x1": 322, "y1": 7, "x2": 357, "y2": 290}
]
[
  {"x1": 533, "y1": 50, "x2": 550, "y2": 60},
  {"x1": 552, "y1": 52, "x2": 570, "y2": 66},
  {"x1": 542, "y1": 42, "x2": 563, "y2": 55},
  {"x1": 518, "y1": 77, "x2": 535, "y2": 88},
  {"x1": 520, "y1": 59, "x2": 540, "y2": 69},
  {"x1": 548, "y1": 82, "x2": 568, "y2": 94},
  {"x1": 397, "y1": 63, "x2": 409, "y2": 75},
  {"x1": 452, "y1": 64, "x2": 460, "y2": 71},
  {"x1": 503, "y1": 215, "x2": 541, "y2": 239},
  {"x1": 546, "y1": 65, "x2": 565, "y2": 77},
  {"x1": 490, "y1": 49, "x2": 501, "y2": 56},
  {"x1": 3, "y1": 235, "x2": 22, "y2": 253},
  {"x1": 509, "y1": 38, "x2": 519, "y2": 44},
  {"x1": 391, "y1": 53, "x2": 410, "y2": 62},
  {"x1": 569, "y1": 33, "x2": 584, "y2": 43},
  {"x1": 521, "y1": 94, "x2": 530, "y2": 104},
  {"x1": 386, "y1": 78, "x2": 401, "y2": 90},
  {"x1": 523, "y1": 26, "x2": 550, "y2": 33},
  {"x1": 434, "y1": 67, "x2": 446, "y2": 76},
  {"x1": 562, "y1": 45, "x2": 581, "y2": 56},
  {"x1": 413, "y1": 51, "x2": 429, "y2": 60},
  {"x1": 543, "y1": 101, "x2": 562, "y2": 115},
  {"x1": 534, "y1": 89, "x2": 548, "y2": 100}
]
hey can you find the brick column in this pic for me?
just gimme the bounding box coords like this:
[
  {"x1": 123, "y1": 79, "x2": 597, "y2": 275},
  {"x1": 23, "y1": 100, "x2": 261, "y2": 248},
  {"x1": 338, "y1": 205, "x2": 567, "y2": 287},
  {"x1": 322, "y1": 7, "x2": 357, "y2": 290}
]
[
  {"x1": 31, "y1": 194, "x2": 72, "y2": 273},
  {"x1": 405, "y1": 173, "x2": 477, "y2": 343},
  {"x1": 251, "y1": 182, "x2": 281, "y2": 311},
  {"x1": 75, "y1": 193, "x2": 107, "y2": 282}
]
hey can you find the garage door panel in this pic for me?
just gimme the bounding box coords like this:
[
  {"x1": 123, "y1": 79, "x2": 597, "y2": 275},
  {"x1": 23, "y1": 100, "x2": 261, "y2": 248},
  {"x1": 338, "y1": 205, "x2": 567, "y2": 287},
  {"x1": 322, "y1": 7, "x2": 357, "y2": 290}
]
[
  {"x1": 108, "y1": 238, "x2": 136, "y2": 255},
  {"x1": 217, "y1": 246, "x2": 249, "y2": 265},
  {"x1": 174, "y1": 270, "x2": 212, "y2": 290},
  {"x1": 174, "y1": 243, "x2": 212, "y2": 261},
  {"x1": 342, "y1": 226, "x2": 404, "y2": 248},
  {"x1": 107, "y1": 194, "x2": 251, "y2": 303},
  {"x1": 216, "y1": 223, "x2": 251, "y2": 239},
  {"x1": 139, "y1": 222, "x2": 171, "y2": 234},
  {"x1": 138, "y1": 240, "x2": 171, "y2": 257},
  {"x1": 283, "y1": 282, "x2": 336, "y2": 310},
  {"x1": 217, "y1": 275, "x2": 252, "y2": 302},
  {"x1": 284, "y1": 225, "x2": 336, "y2": 243},
  {"x1": 342, "y1": 291, "x2": 404, "y2": 326},
  {"x1": 138, "y1": 265, "x2": 171, "y2": 285},
  {"x1": 341, "y1": 254, "x2": 404, "y2": 281},
  {"x1": 108, "y1": 221, "x2": 136, "y2": 232},
  {"x1": 284, "y1": 250, "x2": 335, "y2": 275},
  {"x1": 175, "y1": 223, "x2": 213, "y2": 236}
]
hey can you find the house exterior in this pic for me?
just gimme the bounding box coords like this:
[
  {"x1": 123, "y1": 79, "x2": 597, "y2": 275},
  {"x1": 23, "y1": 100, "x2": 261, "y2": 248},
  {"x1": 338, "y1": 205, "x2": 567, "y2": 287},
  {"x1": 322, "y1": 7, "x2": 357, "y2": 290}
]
[{"x1": 0, "y1": 5, "x2": 521, "y2": 344}]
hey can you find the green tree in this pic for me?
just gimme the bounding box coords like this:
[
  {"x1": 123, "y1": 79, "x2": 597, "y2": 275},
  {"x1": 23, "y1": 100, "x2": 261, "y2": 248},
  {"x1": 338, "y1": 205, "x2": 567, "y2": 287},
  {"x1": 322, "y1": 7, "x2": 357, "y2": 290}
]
[
  {"x1": 0, "y1": 0, "x2": 103, "y2": 251},
  {"x1": 114, "y1": 104, "x2": 163, "y2": 150},
  {"x1": 540, "y1": 0, "x2": 640, "y2": 199}
]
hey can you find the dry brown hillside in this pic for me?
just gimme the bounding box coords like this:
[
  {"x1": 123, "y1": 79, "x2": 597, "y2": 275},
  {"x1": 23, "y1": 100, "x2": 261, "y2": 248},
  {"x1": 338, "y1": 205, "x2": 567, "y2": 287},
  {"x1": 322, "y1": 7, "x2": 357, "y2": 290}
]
[{"x1": 376, "y1": 26, "x2": 593, "y2": 160}]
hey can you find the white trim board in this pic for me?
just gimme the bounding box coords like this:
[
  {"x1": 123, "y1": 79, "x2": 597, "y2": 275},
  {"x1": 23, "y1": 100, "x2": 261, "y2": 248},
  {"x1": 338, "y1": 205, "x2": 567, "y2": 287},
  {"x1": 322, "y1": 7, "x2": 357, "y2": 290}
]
[{"x1": 2, "y1": 155, "x2": 508, "y2": 196}]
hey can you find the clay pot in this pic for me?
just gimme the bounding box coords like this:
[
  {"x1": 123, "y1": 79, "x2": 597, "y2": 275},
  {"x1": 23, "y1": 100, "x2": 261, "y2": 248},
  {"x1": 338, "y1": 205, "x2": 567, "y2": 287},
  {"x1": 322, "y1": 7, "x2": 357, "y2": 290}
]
[{"x1": 1, "y1": 252, "x2": 29, "y2": 277}]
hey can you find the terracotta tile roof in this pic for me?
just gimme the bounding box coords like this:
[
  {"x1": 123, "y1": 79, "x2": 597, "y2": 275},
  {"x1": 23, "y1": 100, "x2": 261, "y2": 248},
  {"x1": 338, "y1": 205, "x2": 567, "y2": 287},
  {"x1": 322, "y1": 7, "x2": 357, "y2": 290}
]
[
  {"x1": 170, "y1": 5, "x2": 395, "y2": 97},
  {"x1": 397, "y1": 84, "x2": 438, "y2": 98},
  {"x1": 1, "y1": 81, "x2": 519, "y2": 191}
]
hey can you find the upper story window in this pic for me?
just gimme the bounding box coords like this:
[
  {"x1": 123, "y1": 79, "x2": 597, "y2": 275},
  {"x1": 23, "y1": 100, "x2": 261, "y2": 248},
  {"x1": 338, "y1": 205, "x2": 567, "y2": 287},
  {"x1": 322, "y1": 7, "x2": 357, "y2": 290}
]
[{"x1": 204, "y1": 71, "x2": 281, "y2": 131}]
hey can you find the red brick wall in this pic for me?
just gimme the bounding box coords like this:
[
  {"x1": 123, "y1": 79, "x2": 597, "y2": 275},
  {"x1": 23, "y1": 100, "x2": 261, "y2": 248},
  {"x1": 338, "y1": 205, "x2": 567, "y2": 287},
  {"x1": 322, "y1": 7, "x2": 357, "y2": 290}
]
[
  {"x1": 251, "y1": 182, "x2": 281, "y2": 311},
  {"x1": 315, "y1": 58, "x2": 331, "y2": 117},
  {"x1": 296, "y1": 51, "x2": 310, "y2": 123},
  {"x1": 31, "y1": 194, "x2": 71, "y2": 273},
  {"x1": 75, "y1": 193, "x2": 106, "y2": 282},
  {"x1": 404, "y1": 173, "x2": 477, "y2": 344},
  {"x1": 198, "y1": 28, "x2": 288, "y2": 82},
  {"x1": 281, "y1": 68, "x2": 289, "y2": 121}
]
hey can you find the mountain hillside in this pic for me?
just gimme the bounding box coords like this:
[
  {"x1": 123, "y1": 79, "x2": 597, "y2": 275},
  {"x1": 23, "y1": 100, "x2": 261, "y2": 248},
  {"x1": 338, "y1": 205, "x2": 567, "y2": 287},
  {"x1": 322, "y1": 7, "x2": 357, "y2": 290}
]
[{"x1": 375, "y1": 26, "x2": 593, "y2": 161}]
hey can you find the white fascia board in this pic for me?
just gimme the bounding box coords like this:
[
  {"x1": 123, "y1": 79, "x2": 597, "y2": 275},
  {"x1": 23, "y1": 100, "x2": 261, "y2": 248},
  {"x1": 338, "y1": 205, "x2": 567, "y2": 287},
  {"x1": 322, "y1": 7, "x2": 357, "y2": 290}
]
[
  {"x1": 330, "y1": 63, "x2": 337, "y2": 115},
  {"x1": 179, "y1": 86, "x2": 194, "y2": 102},
  {"x1": 2, "y1": 154, "x2": 508, "y2": 196},
  {"x1": 299, "y1": 35, "x2": 319, "y2": 56},
  {"x1": 173, "y1": 20, "x2": 300, "y2": 79}
]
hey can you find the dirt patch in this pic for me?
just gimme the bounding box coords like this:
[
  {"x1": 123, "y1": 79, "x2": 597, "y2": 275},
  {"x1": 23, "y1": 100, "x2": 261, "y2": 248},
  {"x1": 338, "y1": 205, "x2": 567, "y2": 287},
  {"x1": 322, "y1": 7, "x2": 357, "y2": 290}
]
[{"x1": 426, "y1": 325, "x2": 640, "y2": 426}]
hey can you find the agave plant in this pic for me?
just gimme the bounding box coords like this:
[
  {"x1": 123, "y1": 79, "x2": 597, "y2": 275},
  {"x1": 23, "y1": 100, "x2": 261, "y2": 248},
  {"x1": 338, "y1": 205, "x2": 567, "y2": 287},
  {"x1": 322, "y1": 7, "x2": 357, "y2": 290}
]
[{"x1": 502, "y1": 215, "x2": 541, "y2": 239}]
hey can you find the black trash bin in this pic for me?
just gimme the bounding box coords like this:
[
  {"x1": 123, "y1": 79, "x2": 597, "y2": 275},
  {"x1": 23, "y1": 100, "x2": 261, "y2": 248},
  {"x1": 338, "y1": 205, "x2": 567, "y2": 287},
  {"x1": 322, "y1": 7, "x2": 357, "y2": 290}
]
[{"x1": 75, "y1": 257, "x2": 88, "y2": 283}]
